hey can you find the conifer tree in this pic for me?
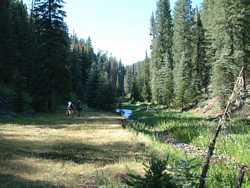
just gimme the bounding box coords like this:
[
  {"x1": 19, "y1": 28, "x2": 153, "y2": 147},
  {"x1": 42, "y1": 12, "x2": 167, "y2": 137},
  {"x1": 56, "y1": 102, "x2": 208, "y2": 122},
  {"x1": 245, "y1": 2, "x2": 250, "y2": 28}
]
[
  {"x1": 86, "y1": 53, "x2": 121, "y2": 109},
  {"x1": 142, "y1": 53, "x2": 152, "y2": 102},
  {"x1": 0, "y1": 0, "x2": 33, "y2": 112},
  {"x1": 131, "y1": 79, "x2": 141, "y2": 102},
  {"x1": 86, "y1": 62, "x2": 99, "y2": 108},
  {"x1": 243, "y1": 0, "x2": 250, "y2": 76},
  {"x1": 151, "y1": 0, "x2": 173, "y2": 105},
  {"x1": 32, "y1": 0, "x2": 70, "y2": 112},
  {"x1": 11, "y1": 0, "x2": 31, "y2": 112},
  {"x1": 173, "y1": 0, "x2": 193, "y2": 108},
  {"x1": 117, "y1": 60, "x2": 125, "y2": 97},
  {"x1": 201, "y1": 0, "x2": 216, "y2": 94},
  {"x1": 124, "y1": 67, "x2": 133, "y2": 96},
  {"x1": 190, "y1": 10, "x2": 208, "y2": 100},
  {"x1": 130, "y1": 65, "x2": 141, "y2": 102},
  {"x1": 209, "y1": 0, "x2": 248, "y2": 106},
  {"x1": 150, "y1": 13, "x2": 158, "y2": 103},
  {"x1": 82, "y1": 37, "x2": 95, "y2": 90},
  {"x1": 0, "y1": 0, "x2": 11, "y2": 84},
  {"x1": 70, "y1": 34, "x2": 84, "y2": 99}
]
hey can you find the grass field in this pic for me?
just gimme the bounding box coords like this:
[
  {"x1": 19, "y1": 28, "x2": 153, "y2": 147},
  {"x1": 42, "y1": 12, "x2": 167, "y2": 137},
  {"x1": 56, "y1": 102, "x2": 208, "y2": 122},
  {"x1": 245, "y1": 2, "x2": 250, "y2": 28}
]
[
  {"x1": 130, "y1": 106, "x2": 250, "y2": 164},
  {"x1": 1, "y1": 106, "x2": 249, "y2": 187},
  {"x1": 0, "y1": 111, "x2": 154, "y2": 187},
  {"x1": 125, "y1": 103, "x2": 250, "y2": 187}
]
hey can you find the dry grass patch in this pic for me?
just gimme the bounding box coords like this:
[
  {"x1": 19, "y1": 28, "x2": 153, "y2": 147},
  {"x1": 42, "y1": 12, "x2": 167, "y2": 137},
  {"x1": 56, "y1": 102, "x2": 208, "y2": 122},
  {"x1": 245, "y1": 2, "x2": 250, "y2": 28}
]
[{"x1": 0, "y1": 112, "x2": 151, "y2": 187}]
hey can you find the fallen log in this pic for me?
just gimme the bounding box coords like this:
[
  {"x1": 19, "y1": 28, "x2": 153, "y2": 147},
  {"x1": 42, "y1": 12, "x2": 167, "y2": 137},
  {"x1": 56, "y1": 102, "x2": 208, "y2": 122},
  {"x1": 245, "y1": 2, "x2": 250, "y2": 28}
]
[
  {"x1": 199, "y1": 67, "x2": 247, "y2": 188},
  {"x1": 235, "y1": 166, "x2": 247, "y2": 188}
]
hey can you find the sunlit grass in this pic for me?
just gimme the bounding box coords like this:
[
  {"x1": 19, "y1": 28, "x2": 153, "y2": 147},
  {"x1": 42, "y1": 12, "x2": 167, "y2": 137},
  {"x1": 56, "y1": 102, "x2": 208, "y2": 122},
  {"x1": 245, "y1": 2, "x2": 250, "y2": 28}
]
[
  {"x1": 0, "y1": 112, "x2": 151, "y2": 187},
  {"x1": 130, "y1": 107, "x2": 250, "y2": 164},
  {"x1": 126, "y1": 104, "x2": 250, "y2": 187},
  {"x1": 1, "y1": 107, "x2": 249, "y2": 187}
]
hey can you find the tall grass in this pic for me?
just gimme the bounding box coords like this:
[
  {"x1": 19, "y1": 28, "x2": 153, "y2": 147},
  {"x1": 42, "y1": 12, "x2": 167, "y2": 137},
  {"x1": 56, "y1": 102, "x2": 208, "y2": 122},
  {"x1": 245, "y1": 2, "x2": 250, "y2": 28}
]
[{"x1": 125, "y1": 103, "x2": 250, "y2": 187}]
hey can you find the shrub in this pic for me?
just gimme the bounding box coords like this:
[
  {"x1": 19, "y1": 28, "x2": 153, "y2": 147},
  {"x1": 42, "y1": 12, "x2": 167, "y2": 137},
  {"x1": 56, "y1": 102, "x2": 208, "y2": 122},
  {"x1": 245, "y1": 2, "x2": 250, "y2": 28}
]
[{"x1": 123, "y1": 156, "x2": 177, "y2": 188}]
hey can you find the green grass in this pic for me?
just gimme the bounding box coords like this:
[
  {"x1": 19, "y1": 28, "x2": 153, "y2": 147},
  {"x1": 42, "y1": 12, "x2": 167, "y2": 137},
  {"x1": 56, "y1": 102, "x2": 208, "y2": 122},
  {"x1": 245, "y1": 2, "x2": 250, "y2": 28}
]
[{"x1": 124, "y1": 103, "x2": 250, "y2": 187}]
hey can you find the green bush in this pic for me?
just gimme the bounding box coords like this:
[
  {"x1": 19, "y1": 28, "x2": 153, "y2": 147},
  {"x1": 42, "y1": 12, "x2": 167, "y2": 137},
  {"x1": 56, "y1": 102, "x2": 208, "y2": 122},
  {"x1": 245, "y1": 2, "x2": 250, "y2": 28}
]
[
  {"x1": 123, "y1": 156, "x2": 177, "y2": 188},
  {"x1": 123, "y1": 155, "x2": 201, "y2": 188}
]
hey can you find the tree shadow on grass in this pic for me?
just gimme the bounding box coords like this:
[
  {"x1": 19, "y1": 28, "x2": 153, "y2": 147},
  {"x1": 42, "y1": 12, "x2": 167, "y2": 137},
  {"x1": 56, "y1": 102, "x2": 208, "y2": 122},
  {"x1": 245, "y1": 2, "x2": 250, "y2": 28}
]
[
  {"x1": 0, "y1": 133, "x2": 149, "y2": 187},
  {"x1": 130, "y1": 112, "x2": 250, "y2": 145},
  {"x1": 18, "y1": 141, "x2": 148, "y2": 165},
  {"x1": 0, "y1": 115, "x2": 123, "y2": 130},
  {"x1": 129, "y1": 120, "x2": 211, "y2": 144},
  {"x1": 225, "y1": 119, "x2": 250, "y2": 135},
  {"x1": 0, "y1": 174, "x2": 65, "y2": 188},
  {"x1": 133, "y1": 111, "x2": 210, "y2": 128},
  {"x1": 0, "y1": 134, "x2": 149, "y2": 165},
  {"x1": 0, "y1": 157, "x2": 65, "y2": 188}
]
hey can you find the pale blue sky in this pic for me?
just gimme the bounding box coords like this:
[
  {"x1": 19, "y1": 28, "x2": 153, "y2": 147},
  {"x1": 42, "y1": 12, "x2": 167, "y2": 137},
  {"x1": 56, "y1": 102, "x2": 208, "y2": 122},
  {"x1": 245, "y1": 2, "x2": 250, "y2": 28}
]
[{"x1": 24, "y1": 0, "x2": 202, "y2": 65}]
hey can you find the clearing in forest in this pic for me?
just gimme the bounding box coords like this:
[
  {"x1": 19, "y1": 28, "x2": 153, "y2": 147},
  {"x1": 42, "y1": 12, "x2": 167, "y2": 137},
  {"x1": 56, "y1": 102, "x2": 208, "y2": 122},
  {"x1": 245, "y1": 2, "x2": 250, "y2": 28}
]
[{"x1": 0, "y1": 111, "x2": 151, "y2": 187}]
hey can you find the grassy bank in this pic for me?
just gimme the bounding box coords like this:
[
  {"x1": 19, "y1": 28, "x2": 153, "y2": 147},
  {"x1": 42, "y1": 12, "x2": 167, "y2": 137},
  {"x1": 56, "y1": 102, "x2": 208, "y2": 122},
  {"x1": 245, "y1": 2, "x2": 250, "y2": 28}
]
[{"x1": 123, "y1": 103, "x2": 250, "y2": 187}]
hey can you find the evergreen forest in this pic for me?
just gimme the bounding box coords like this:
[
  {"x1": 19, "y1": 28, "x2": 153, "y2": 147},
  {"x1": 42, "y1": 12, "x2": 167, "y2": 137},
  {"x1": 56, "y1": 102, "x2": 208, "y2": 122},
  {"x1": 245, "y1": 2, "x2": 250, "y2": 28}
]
[
  {"x1": 0, "y1": 0, "x2": 249, "y2": 187},
  {"x1": 126, "y1": 0, "x2": 249, "y2": 110},
  {"x1": 0, "y1": 0, "x2": 125, "y2": 113}
]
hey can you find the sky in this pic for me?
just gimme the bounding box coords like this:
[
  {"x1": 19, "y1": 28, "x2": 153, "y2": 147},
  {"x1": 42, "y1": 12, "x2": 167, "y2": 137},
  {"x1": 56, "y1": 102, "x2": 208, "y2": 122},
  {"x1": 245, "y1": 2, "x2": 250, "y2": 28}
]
[{"x1": 24, "y1": 0, "x2": 202, "y2": 65}]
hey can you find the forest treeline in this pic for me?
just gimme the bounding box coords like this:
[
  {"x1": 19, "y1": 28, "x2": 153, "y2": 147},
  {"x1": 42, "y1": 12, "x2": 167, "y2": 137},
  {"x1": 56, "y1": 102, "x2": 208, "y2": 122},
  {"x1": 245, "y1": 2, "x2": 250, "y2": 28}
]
[
  {"x1": 1, "y1": 0, "x2": 249, "y2": 113},
  {"x1": 0, "y1": 0, "x2": 125, "y2": 112},
  {"x1": 125, "y1": 0, "x2": 250, "y2": 110}
]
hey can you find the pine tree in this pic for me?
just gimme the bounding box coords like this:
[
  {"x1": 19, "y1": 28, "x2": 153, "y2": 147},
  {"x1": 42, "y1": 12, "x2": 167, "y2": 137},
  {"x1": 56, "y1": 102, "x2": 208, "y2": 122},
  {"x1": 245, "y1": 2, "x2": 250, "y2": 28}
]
[
  {"x1": 117, "y1": 60, "x2": 125, "y2": 97},
  {"x1": 32, "y1": 0, "x2": 70, "y2": 112},
  {"x1": 82, "y1": 37, "x2": 95, "y2": 95},
  {"x1": 150, "y1": 13, "x2": 158, "y2": 103},
  {"x1": 86, "y1": 62, "x2": 99, "y2": 108},
  {"x1": 130, "y1": 65, "x2": 141, "y2": 102},
  {"x1": 190, "y1": 10, "x2": 208, "y2": 100},
  {"x1": 95, "y1": 71, "x2": 115, "y2": 110},
  {"x1": 173, "y1": 0, "x2": 193, "y2": 108},
  {"x1": 124, "y1": 67, "x2": 133, "y2": 96},
  {"x1": 108, "y1": 56, "x2": 119, "y2": 97},
  {"x1": 243, "y1": 0, "x2": 250, "y2": 76},
  {"x1": 142, "y1": 53, "x2": 152, "y2": 102},
  {"x1": 131, "y1": 79, "x2": 141, "y2": 102},
  {"x1": 11, "y1": 1, "x2": 31, "y2": 112},
  {"x1": 0, "y1": 0, "x2": 11, "y2": 84},
  {"x1": 70, "y1": 34, "x2": 84, "y2": 99},
  {"x1": 86, "y1": 53, "x2": 120, "y2": 110},
  {"x1": 0, "y1": 0, "x2": 33, "y2": 112},
  {"x1": 210, "y1": 0, "x2": 247, "y2": 107},
  {"x1": 200, "y1": 0, "x2": 216, "y2": 96},
  {"x1": 151, "y1": 0, "x2": 174, "y2": 105}
]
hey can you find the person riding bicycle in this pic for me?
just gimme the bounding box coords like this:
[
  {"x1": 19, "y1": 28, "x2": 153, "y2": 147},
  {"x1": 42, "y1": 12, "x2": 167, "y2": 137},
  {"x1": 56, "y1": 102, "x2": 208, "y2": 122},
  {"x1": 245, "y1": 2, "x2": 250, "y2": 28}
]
[
  {"x1": 75, "y1": 100, "x2": 82, "y2": 117},
  {"x1": 66, "y1": 101, "x2": 74, "y2": 116}
]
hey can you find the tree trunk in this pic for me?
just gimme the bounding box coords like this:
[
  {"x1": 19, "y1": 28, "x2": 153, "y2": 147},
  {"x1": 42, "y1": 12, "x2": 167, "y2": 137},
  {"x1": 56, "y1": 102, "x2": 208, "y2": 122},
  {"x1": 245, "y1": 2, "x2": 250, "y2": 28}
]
[
  {"x1": 199, "y1": 67, "x2": 246, "y2": 188},
  {"x1": 235, "y1": 166, "x2": 246, "y2": 188}
]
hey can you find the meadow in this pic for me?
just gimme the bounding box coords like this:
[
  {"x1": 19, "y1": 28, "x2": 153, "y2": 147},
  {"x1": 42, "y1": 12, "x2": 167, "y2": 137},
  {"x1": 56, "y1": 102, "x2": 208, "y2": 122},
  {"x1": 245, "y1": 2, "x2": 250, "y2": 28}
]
[
  {"x1": 125, "y1": 103, "x2": 250, "y2": 187},
  {"x1": 0, "y1": 111, "x2": 151, "y2": 187},
  {"x1": 0, "y1": 107, "x2": 249, "y2": 187}
]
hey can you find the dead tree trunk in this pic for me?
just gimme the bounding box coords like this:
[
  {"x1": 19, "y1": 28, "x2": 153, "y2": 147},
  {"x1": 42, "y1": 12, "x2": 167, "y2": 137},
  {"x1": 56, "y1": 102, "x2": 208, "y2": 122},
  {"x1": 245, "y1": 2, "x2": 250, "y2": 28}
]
[
  {"x1": 235, "y1": 166, "x2": 246, "y2": 188},
  {"x1": 199, "y1": 67, "x2": 246, "y2": 188}
]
